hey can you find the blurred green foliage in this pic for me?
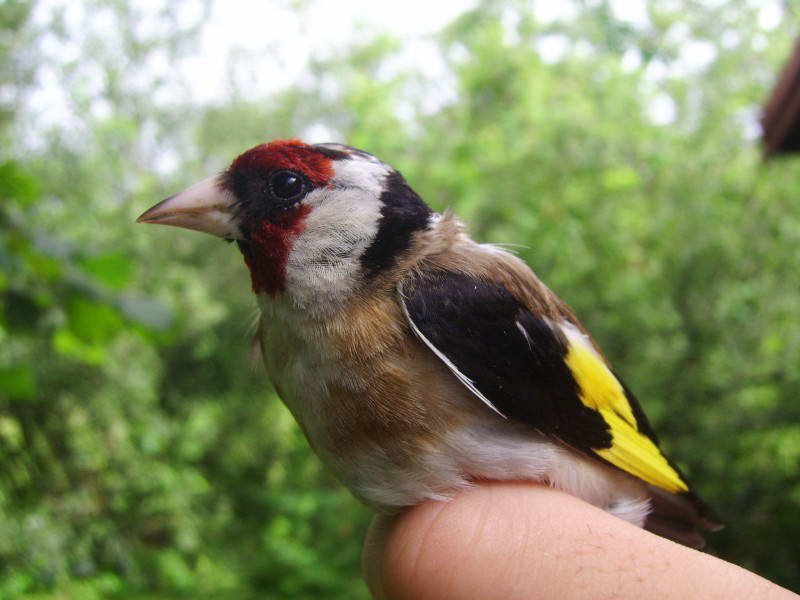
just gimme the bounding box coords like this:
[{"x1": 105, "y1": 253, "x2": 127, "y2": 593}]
[{"x1": 1, "y1": 0, "x2": 800, "y2": 597}]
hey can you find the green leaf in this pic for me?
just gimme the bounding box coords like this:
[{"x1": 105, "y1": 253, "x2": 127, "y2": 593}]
[
  {"x1": 65, "y1": 295, "x2": 124, "y2": 346},
  {"x1": 0, "y1": 570, "x2": 34, "y2": 596},
  {"x1": 601, "y1": 166, "x2": 640, "y2": 191},
  {"x1": 0, "y1": 161, "x2": 41, "y2": 206},
  {"x1": 52, "y1": 327, "x2": 107, "y2": 364},
  {"x1": 2, "y1": 290, "x2": 43, "y2": 334},
  {"x1": 79, "y1": 253, "x2": 134, "y2": 290},
  {"x1": 0, "y1": 415, "x2": 23, "y2": 449},
  {"x1": 0, "y1": 232, "x2": 14, "y2": 274},
  {"x1": 157, "y1": 549, "x2": 196, "y2": 591},
  {"x1": 22, "y1": 245, "x2": 62, "y2": 280},
  {"x1": 0, "y1": 364, "x2": 36, "y2": 399}
]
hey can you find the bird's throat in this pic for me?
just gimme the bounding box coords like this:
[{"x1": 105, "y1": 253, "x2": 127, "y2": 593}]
[{"x1": 237, "y1": 204, "x2": 312, "y2": 296}]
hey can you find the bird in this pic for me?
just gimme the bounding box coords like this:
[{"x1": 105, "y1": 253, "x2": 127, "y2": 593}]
[{"x1": 137, "y1": 138, "x2": 722, "y2": 548}]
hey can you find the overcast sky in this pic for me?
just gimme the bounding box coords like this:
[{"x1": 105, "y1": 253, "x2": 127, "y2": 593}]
[{"x1": 24, "y1": 0, "x2": 783, "y2": 147}]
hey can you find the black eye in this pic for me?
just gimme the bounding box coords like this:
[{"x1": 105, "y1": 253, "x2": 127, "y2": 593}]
[{"x1": 269, "y1": 170, "x2": 306, "y2": 200}]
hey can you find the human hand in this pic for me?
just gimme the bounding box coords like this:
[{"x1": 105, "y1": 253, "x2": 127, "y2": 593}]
[{"x1": 363, "y1": 482, "x2": 797, "y2": 600}]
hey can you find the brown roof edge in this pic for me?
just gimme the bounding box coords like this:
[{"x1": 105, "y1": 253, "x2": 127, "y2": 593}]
[{"x1": 761, "y1": 38, "x2": 800, "y2": 158}]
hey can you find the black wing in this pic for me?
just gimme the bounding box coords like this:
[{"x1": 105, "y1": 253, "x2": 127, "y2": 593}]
[
  {"x1": 399, "y1": 268, "x2": 722, "y2": 543},
  {"x1": 400, "y1": 268, "x2": 614, "y2": 454}
]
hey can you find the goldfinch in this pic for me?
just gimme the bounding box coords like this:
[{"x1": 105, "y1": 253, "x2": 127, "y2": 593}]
[{"x1": 138, "y1": 139, "x2": 722, "y2": 547}]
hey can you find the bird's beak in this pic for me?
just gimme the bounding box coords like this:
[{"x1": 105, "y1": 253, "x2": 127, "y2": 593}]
[{"x1": 136, "y1": 174, "x2": 242, "y2": 239}]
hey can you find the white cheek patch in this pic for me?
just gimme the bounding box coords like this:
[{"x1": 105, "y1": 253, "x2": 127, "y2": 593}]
[
  {"x1": 281, "y1": 157, "x2": 393, "y2": 310},
  {"x1": 285, "y1": 185, "x2": 383, "y2": 309}
]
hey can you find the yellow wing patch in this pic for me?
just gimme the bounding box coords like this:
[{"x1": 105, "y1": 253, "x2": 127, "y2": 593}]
[{"x1": 561, "y1": 326, "x2": 688, "y2": 494}]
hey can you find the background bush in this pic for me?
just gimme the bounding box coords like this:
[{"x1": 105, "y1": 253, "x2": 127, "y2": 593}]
[{"x1": 1, "y1": 0, "x2": 799, "y2": 597}]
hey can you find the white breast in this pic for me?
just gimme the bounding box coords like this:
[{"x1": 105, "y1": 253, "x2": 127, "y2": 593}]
[{"x1": 256, "y1": 297, "x2": 340, "y2": 450}]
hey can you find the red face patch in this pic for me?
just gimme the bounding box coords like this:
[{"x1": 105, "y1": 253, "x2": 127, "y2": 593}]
[
  {"x1": 229, "y1": 140, "x2": 334, "y2": 296},
  {"x1": 237, "y1": 204, "x2": 312, "y2": 296},
  {"x1": 229, "y1": 139, "x2": 334, "y2": 187}
]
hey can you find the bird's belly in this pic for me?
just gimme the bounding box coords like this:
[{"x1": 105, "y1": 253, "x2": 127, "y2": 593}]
[
  {"x1": 326, "y1": 416, "x2": 648, "y2": 523},
  {"x1": 336, "y1": 418, "x2": 563, "y2": 510}
]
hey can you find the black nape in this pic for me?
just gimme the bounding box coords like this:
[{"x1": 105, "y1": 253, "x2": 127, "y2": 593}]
[{"x1": 360, "y1": 170, "x2": 433, "y2": 279}]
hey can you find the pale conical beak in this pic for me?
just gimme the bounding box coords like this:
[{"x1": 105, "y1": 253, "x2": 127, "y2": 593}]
[{"x1": 137, "y1": 174, "x2": 243, "y2": 239}]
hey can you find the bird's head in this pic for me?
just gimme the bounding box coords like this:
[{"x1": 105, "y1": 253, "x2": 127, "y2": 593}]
[{"x1": 138, "y1": 139, "x2": 433, "y2": 307}]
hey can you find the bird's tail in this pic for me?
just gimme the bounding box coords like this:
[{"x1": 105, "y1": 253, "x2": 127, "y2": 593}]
[{"x1": 645, "y1": 485, "x2": 724, "y2": 549}]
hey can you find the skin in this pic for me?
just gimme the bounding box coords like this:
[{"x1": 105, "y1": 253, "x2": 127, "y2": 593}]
[{"x1": 363, "y1": 482, "x2": 798, "y2": 600}]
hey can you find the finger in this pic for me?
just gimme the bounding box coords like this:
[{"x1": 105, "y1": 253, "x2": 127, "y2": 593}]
[{"x1": 363, "y1": 482, "x2": 797, "y2": 600}]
